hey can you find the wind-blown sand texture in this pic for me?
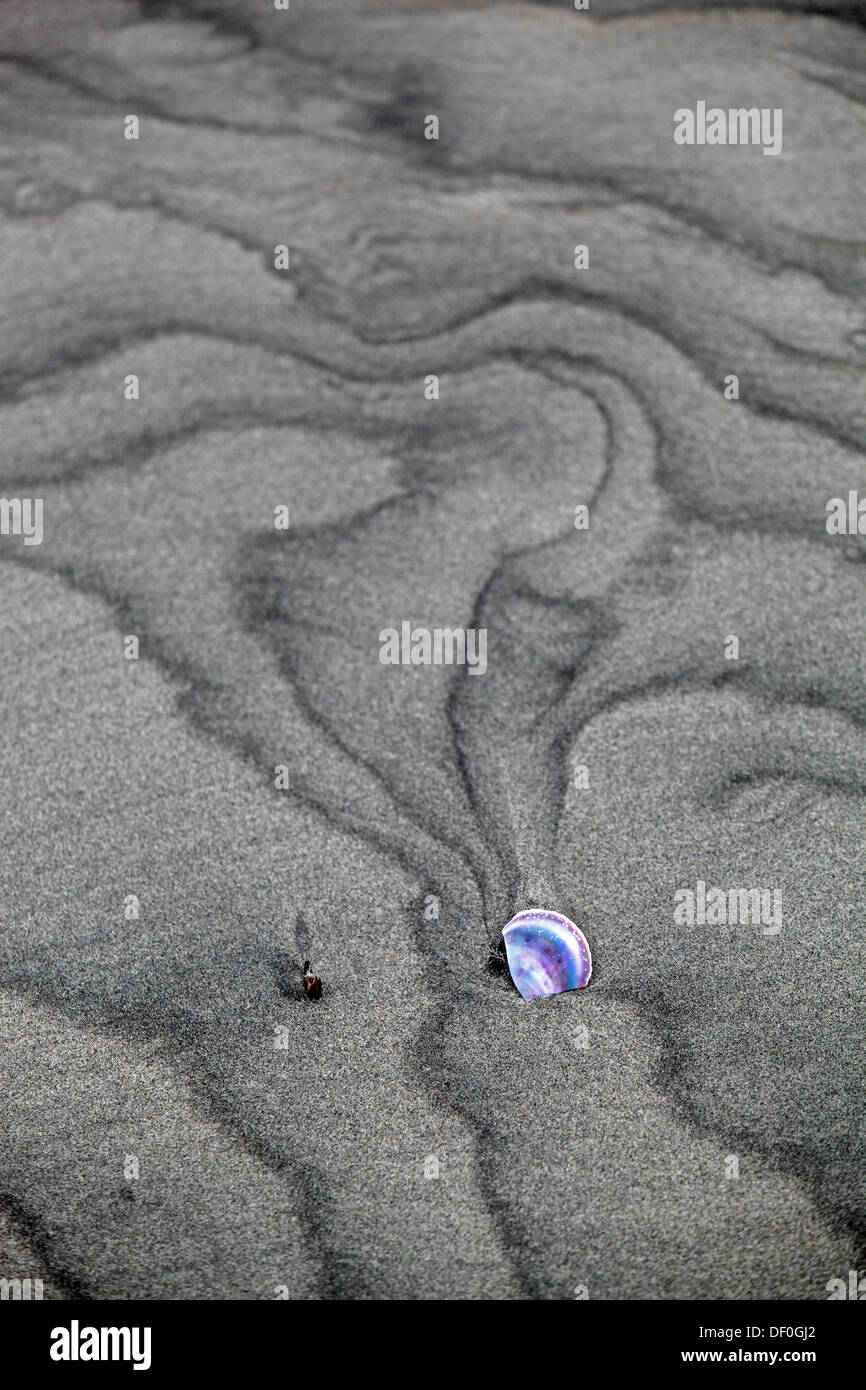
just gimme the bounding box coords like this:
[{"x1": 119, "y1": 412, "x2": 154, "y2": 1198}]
[{"x1": 0, "y1": 0, "x2": 864, "y2": 1299}]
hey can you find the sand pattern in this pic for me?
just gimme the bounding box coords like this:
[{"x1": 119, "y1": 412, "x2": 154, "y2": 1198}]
[{"x1": 0, "y1": 0, "x2": 864, "y2": 1298}]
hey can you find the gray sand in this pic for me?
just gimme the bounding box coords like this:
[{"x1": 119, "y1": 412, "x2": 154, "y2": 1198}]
[{"x1": 0, "y1": 0, "x2": 864, "y2": 1298}]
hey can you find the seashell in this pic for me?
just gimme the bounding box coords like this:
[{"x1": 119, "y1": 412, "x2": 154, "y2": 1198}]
[{"x1": 502, "y1": 909, "x2": 592, "y2": 1001}]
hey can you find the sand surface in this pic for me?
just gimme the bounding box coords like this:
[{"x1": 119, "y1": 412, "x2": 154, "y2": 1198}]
[{"x1": 0, "y1": 0, "x2": 864, "y2": 1299}]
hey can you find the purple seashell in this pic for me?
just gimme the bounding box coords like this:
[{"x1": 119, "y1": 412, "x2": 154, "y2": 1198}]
[{"x1": 502, "y1": 909, "x2": 592, "y2": 1001}]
